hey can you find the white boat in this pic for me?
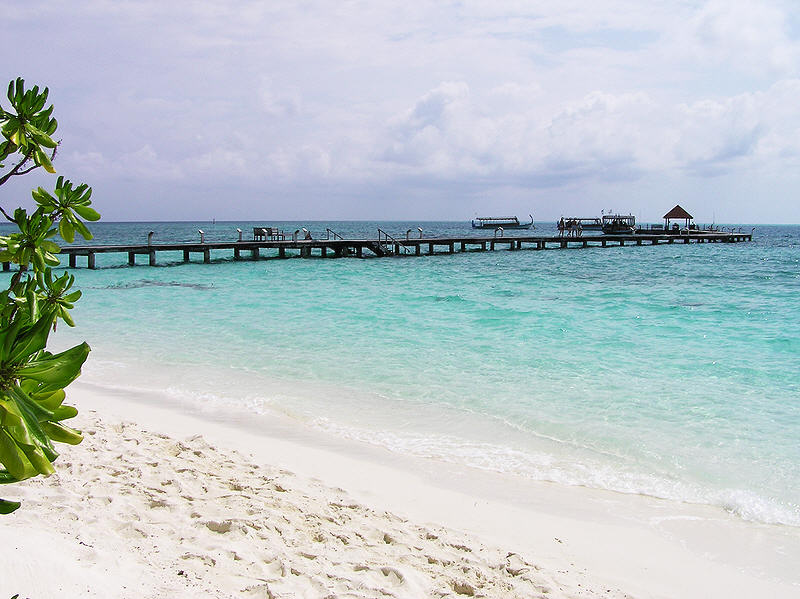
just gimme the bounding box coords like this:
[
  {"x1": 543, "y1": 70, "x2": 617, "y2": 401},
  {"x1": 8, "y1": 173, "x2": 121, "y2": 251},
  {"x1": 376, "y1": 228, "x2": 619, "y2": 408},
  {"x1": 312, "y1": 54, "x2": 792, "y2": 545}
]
[
  {"x1": 558, "y1": 217, "x2": 602, "y2": 232},
  {"x1": 601, "y1": 214, "x2": 636, "y2": 234}
]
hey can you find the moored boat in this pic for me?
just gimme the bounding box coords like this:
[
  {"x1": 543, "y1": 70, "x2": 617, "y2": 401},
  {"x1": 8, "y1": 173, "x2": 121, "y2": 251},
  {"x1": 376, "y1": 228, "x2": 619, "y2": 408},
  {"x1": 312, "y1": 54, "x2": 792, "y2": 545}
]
[
  {"x1": 558, "y1": 217, "x2": 602, "y2": 232},
  {"x1": 471, "y1": 214, "x2": 534, "y2": 229},
  {"x1": 601, "y1": 214, "x2": 636, "y2": 234}
]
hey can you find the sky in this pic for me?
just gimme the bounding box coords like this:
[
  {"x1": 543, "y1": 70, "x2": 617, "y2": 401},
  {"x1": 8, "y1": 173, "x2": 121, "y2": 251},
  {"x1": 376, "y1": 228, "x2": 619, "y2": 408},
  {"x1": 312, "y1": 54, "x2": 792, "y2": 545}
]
[{"x1": 3, "y1": 0, "x2": 800, "y2": 223}]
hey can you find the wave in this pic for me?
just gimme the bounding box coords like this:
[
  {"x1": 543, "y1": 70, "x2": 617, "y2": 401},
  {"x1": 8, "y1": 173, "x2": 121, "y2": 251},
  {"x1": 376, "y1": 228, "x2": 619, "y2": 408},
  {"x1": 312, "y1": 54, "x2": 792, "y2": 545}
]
[{"x1": 311, "y1": 419, "x2": 800, "y2": 528}]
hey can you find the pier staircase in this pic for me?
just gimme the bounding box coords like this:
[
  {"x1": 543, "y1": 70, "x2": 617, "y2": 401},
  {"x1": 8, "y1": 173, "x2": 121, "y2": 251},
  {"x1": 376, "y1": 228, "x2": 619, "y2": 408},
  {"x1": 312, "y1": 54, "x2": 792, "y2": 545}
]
[{"x1": 374, "y1": 228, "x2": 412, "y2": 257}]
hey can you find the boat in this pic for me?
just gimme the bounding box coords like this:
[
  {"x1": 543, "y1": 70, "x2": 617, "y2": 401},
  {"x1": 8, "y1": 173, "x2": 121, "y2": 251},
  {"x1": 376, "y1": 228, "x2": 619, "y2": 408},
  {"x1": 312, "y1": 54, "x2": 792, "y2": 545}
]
[
  {"x1": 601, "y1": 214, "x2": 636, "y2": 234},
  {"x1": 471, "y1": 214, "x2": 534, "y2": 230},
  {"x1": 558, "y1": 217, "x2": 602, "y2": 232}
]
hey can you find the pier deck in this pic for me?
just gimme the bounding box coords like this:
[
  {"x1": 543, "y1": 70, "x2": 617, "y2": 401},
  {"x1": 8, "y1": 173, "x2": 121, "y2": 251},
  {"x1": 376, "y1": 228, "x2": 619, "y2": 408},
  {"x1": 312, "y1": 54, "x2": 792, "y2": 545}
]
[{"x1": 5, "y1": 230, "x2": 752, "y2": 269}]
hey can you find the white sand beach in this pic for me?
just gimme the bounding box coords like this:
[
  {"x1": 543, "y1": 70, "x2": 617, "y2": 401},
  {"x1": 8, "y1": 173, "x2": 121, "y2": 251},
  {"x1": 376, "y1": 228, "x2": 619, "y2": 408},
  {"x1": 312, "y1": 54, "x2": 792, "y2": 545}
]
[{"x1": 1, "y1": 383, "x2": 798, "y2": 599}]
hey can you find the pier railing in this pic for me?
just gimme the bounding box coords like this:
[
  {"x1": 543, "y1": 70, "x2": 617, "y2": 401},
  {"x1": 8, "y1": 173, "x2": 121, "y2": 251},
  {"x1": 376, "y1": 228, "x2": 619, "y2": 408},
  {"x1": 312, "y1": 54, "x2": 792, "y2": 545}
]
[
  {"x1": 40, "y1": 228, "x2": 753, "y2": 270},
  {"x1": 377, "y1": 228, "x2": 412, "y2": 255}
]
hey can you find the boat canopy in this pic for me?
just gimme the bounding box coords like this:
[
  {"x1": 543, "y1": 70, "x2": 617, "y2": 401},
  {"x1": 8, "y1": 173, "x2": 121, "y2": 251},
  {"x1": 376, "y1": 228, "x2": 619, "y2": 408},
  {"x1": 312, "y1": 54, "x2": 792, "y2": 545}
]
[
  {"x1": 602, "y1": 214, "x2": 635, "y2": 225},
  {"x1": 473, "y1": 216, "x2": 520, "y2": 225},
  {"x1": 559, "y1": 217, "x2": 602, "y2": 230}
]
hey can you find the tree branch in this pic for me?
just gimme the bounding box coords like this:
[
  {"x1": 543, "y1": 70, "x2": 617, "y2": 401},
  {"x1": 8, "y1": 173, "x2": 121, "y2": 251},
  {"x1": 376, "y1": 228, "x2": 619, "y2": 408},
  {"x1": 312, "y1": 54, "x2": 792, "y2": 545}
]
[
  {"x1": 0, "y1": 206, "x2": 15, "y2": 223},
  {"x1": 0, "y1": 149, "x2": 35, "y2": 187},
  {"x1": 16, "y1": 164, "x2": 39, "y2": 176}
]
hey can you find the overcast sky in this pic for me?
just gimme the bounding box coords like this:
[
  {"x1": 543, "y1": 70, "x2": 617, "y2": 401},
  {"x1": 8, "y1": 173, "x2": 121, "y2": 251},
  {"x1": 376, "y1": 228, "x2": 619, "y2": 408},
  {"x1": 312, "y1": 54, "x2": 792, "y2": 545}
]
[{"x1": 3, "y1": 1, "x2": 800, "y2": 223}]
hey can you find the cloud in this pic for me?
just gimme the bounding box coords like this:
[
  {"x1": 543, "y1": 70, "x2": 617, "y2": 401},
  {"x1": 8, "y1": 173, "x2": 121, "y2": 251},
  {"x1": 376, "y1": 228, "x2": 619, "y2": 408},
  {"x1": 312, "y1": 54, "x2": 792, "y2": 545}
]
[
  {"x1": 378, "y1": 83, "x2": 651, "y2": 187},
  {"x1": 264, "y1": 145, "x2": 332, "y2": 179},
  {"x1": 258, "y1": 81, "x2": 301, "y2": 118},
  {"x1": 375, "y1": 73, "x2": 800, "y2": 193},
  {"x1": 542, "y1": 91, "x2": 654, "y2": 175},
  {"x1": 383, "y1": 82, "x2": 476, "y2": 171},
  {"x1": 673, "y1": 97, "x2": 761, "y2": 175},
  {"x1": 679, "y1": 0, "x2": 799, "y2": 75},
  {"x1": 65, "y1": 144, "x2": 184, "y2": 181}
]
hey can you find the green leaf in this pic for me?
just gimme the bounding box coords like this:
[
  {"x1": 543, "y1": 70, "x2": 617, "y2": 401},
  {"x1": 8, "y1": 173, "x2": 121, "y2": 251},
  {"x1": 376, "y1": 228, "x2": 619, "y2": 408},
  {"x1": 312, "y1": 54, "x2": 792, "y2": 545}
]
[
  {"x1": 25, "y1": 287, "x2": 39, "y2": 321},
  {"x1": 0, "y1": 429, "x2": 34, "y2": 481},
  {"x1": 41, "y1": 251, "x2": 60, "y2": 267},
  {"x1": 0, "y1": 470, "x2": 20, "y2": 484},
  {"x1": 0, "y1": 498, "x2": 21, "y2": 514},
  {"x1": 29, "y1": 389, "x2": 66, "y2": 410},
  {"x1": 0, "y1": 318, "x2": 24, "y2": 362},
  {"x1": 58, "y1": 218, "x2": 75, "y2": 243},
  {"x1": 51, "y1": 405, "x2": 78, "y2": 421},
  {"x1": 32, "y1": 186, "x2": 56, "y2": 208},
  {"x1": 25, "y1": 123, "x2": 57, "y2": 149},
  {"x1": 73, "y1": 205, "x2": 101, "y2": 221},
  {"x1": 11, "y1": 389, "x2": 58, "y2": 460},
  {"x1": 40, "y1": 240, "x2": 60, "y2": 254},
  {"x1": 34, "y1": 148, "x2": 56, "y2": 173},
  {"x1": 0, "y1": 397, "x2": 36, "y2": 446},
  {"x1": 42, "y1": 422, "x2": 82, "y2": 445},
  {"x1": 9, "y1": 385, "x2": 56, "y2": 422},
  {"x1": 31, "y1": 250, "x2": 45, "y2": 272},
  {"x1": 72, "y1": 219, "x2": 92, "y2": 241},
  {"x1": 9, "y1": 128, "x2": 24, "y2": 148},
  {"x1": 58, "y1": 307, "x2": 75, "y2": 327},
  {"x1": 6, "y1": 315, "x2": 52, "y2": 364},
  {"x1": 21, "y1": 444, "x2": 54, "y2": 476},
  {"x1": 17, "y1": 342, "x2": 90, "y2": 387}
]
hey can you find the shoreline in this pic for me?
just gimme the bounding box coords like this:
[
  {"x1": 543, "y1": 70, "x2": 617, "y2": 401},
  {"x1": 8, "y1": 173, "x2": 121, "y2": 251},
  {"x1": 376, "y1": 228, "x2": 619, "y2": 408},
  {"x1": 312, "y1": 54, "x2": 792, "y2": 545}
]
[
  {"x1": 77, "y1": 349, "x2": 799, "y2": 530},
  {"x1": 2, "y1": 382, "x2": 798, "y2": 598}
]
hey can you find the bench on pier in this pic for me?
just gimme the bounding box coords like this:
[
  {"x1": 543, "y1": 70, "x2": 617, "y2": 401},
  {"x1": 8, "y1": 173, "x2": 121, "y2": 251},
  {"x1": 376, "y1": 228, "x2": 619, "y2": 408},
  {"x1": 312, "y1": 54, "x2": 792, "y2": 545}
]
[{"x1": 253, "y1": 227, "x2": 285, "y2": 241}]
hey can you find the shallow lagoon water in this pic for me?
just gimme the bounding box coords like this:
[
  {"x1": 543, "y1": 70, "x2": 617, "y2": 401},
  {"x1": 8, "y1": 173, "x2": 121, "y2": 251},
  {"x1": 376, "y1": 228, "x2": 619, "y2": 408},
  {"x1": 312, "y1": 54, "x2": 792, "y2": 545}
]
[{"x1": 26, "y1": 221, "x2": 799, "y2": 527}]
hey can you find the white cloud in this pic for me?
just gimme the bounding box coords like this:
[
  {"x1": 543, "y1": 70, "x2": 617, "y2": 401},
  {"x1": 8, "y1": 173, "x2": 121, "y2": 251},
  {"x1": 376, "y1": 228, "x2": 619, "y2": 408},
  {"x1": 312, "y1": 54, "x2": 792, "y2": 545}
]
[
  {"x1": 258, "y1": 80, "x2": 301, "y2": 118},
  {"x1": 374, "y1": 74, "x2": 800, "y2": 191},
  {"x1": 189, "y1": 148, "x2": 249, "y2": 178},
  {"x1": 680, "y1": 0, "x2": 799, "y2": 75},
  {"x1": 118, "y1": 145, "x2": 183, "y2": 180},
  {"x1": 262, "y1": 145, "x2": 333, "y2": 179}
]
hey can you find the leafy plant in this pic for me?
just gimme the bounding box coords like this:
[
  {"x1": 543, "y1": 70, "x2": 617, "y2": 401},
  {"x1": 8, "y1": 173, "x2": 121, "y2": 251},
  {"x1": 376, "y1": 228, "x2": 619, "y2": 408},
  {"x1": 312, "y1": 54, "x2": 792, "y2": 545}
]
[{"x1": 0, "y1": 78, "x2": 100, "y2": 514}]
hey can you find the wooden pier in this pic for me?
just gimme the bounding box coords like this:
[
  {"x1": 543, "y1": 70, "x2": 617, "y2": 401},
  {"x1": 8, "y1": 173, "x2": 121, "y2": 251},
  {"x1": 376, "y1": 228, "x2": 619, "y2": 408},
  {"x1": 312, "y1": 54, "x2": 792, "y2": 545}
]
[{"x1": 26, "y1": 229, "x2": 754, "y2": 269}]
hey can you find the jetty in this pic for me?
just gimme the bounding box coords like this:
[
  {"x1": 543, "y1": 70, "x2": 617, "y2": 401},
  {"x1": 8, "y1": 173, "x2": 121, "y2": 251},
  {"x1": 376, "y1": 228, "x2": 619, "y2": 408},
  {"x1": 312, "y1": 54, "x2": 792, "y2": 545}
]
[{"x1": 26, "y1": 227, "x2": 754, "y2": 269}]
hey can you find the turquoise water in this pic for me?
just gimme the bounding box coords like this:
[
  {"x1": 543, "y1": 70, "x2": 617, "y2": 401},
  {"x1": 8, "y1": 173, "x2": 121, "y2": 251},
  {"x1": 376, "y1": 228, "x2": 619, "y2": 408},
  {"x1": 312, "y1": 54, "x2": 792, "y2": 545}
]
[{"x1": 11, "y1": 221, "x2": 798, "y2": 527}]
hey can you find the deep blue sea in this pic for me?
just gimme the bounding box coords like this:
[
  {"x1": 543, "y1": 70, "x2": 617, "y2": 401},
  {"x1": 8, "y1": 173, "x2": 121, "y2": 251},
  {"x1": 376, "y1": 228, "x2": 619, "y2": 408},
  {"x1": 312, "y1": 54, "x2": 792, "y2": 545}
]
[{"x1": 9, "y1": 220, "x2": 798, "y2": 527}]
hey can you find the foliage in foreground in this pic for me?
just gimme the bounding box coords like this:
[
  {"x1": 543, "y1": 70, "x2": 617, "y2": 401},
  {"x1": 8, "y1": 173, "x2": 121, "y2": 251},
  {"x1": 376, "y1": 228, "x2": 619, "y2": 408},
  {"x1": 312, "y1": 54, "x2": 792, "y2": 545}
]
[{"x1": 0, "y1": 78, "x2": 100, "y2": 513}]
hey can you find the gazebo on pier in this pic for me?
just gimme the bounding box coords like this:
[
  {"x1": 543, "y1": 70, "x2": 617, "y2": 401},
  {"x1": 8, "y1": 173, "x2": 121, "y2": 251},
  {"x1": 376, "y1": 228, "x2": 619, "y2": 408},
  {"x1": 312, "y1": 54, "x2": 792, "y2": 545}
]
[{"x1": 663, "y1": 205, "x2": 693, "y2": 231}]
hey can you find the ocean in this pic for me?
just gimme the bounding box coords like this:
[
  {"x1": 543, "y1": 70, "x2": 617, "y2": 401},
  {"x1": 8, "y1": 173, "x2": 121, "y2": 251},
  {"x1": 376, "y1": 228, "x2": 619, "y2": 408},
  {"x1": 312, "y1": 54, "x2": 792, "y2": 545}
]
[{"x1": 13, "y1": 220, "x2": 798, "y2": 528}]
